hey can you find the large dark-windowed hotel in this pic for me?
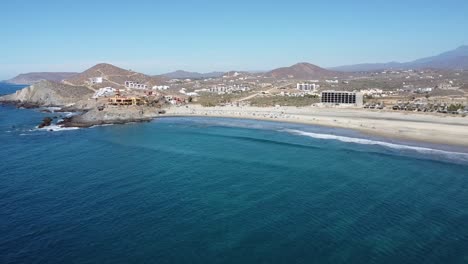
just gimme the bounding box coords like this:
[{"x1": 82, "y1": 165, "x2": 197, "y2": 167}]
[{"x1": 321, "y1": 91, "x2": 364, "y2": 106}]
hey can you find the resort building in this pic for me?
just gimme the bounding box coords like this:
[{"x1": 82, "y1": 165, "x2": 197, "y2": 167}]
[
  {"x1": 296, "y1": 83, "x2": 318, "y2": 92},
  {"x1": 108, "y1": 96, "x2": 143, "y2": 106},
  {"x1": 125, "y1": 81, "x2": 148, "y2": 90},
  {"x1": 321, "y1": 91, "x2": 363, "y2": 107}
]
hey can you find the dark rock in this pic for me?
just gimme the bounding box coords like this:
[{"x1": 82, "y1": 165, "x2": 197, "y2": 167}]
[{"x1": 38, "y1": 117, "x2": 53, "y2": 128}]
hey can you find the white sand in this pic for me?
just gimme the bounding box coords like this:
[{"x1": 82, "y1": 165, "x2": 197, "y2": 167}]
[{"x1": 165, "y1": 105, "x2": 468, "y2": 147}]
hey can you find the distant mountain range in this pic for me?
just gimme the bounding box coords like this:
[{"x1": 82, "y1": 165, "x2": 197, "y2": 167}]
[
  {"x1": 5, "y1": 46, "x2": 468, "y2": 84},
  {"x1": 7, "y1": 72, "x2": 78, "y2": 85},
  {"x1": 159, "y1": 70, "x2": 225, "y2": 79},
  {"x1": 331, "y1": 45, "x2": 468, "y2": 72},
  {"x1": 263, "y1": 62, "x2": 339, "y2": 79}
]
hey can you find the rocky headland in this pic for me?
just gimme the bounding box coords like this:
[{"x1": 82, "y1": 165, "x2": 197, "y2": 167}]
[
  {"x1": 58, "y1": 107, "x2": 160, "y2": 127},
  {"x1": 0, "y1": 79, "x2": 165, "y2": 128},
  {"x1": 0, "y1": 80, "x2": 94, "y2": 108}
]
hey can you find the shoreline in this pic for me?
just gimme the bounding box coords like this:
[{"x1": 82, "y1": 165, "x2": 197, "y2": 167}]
[
  {"x1": 3, "y1": 101, "x2": 468, "y2": 149},
  {"x1": 163, "y1": 105, "x2": 468, "y2": 148}
]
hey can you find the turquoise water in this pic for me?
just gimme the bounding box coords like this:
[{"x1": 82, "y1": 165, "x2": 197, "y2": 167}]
[{"x1": 1, "y1": 83, "x2": 468, "y2": 263}]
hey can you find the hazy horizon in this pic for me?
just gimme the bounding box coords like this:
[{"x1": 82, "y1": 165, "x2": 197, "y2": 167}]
[{"x1": 1, "y1": 0, "x2": 467, "y2": 79}]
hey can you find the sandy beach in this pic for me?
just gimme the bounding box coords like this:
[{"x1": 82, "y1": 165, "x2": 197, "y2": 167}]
[{"x1": 165, "y1": 105, "x2": 468, "y2": 147}]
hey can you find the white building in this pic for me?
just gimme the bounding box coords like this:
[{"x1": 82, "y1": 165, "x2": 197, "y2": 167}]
[
  {"x1": 325, "y1": 80, "x2": 339, "y2": 84},
  {"x1": 89, "y1": 77, "x2": 103, "y2": 84},
  {"x1": 125, "y1": 81, "x2": 148, "y2": 89},
  {"x1": 296, "y1": 83, "x2": 318, "y2": 92},
  {"x1": 321, "y1": 91, "x2": 363, "y2": 107}
]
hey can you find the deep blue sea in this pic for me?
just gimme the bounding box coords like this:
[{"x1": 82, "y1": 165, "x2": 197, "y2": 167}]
[{"x1": 1, "y1": 82, "x2": 468, "y2": 263}]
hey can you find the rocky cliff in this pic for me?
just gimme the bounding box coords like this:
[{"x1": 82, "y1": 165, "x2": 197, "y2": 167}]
[{"x1": 0, "y1": 80, "x2": 94, "y2": 107}]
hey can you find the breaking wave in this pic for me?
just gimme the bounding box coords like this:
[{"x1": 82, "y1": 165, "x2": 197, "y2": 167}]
[{"x1": 284, "y1": 129, "x2": 468, "y2": 164}]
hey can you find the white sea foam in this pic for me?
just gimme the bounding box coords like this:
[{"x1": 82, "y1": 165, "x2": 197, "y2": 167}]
[
  {"x1": 284, "y1": 129, "x2": 468, "y2": 163},
  {"x1": 64, "y1": 112, "x2": 76, "y2": 117},
  {"x1": 90, "y1": 124, "x2": 114, "y2": 128},
  {"x1": 41, "y1": 106, "x2": 62, "y2": 112},
  {"x1": 36, "y1": 125, "x2": 80, "y2": 132}
]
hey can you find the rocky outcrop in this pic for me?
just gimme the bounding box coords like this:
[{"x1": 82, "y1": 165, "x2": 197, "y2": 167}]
[
  {"x1": 38, "y1": 117, "x2": 53, "y2": 128},
  {"x1": 0, "y1": 80, "x2": 93, "y2": 107},
  {"x1": 59, "y1": 106, "x2": 161, "y2": 127}
]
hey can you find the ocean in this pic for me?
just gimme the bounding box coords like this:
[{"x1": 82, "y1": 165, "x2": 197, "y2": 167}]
[{"x1": 1, "y1": 82, "x2": 468, "y2": 263}]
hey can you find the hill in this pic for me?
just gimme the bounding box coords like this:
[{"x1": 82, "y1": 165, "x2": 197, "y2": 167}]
[
  {"x1": 331, "y1": 45, "x2": 468, "y2": 72},
  {"x1": 7, "y1": 72, "x2": 78, "y2": 85},
  {"x1": 264, "y1": 63, "x2": 339, "y2": 79},
  {"x1": 160, "y1": 70, "x2": 224, "y2": 79},
  {"x1": 65, "y1": 63, "x2": 166, "y2": 88}
]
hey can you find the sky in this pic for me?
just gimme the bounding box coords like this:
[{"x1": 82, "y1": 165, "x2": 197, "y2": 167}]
[{"x1": 1, "y1": 0, "x2": 468, "y2": 79}]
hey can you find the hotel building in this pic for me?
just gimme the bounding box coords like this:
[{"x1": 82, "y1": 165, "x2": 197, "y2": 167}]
[{"x1": 321, "y1": 91, "x2": 363, "y2": 107}]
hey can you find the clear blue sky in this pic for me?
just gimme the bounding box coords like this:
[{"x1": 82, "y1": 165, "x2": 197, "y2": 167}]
[{"x1": 1, "y1": 0, "x2": 467, "y2": 79}]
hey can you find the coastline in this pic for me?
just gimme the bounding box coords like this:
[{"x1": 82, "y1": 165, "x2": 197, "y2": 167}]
[
  {"x1": 3, "y1": 95, "x2": 468, "y2": 148},
  {"x1": 163, "y1": 105, "x2": 468, "y2": 148}
]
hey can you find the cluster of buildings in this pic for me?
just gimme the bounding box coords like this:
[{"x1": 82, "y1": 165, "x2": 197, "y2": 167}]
[
  {"x1": 179, "y1": 88, "x2": 199, "y2": 97},
  {"x1": 278, "y1": 91, "x2": 316, "y2": 97},
  {"x1": 392, "y1": 101, "x2": 468, "y2": 114},
  {"x1": 359, "y1": 88, "x2": 395, "y2": 97},
  {"x1": 437, "y1": 82, "x2": 458, "y2": 90},
  {"x1": 164, "y1": 95, "x2": 186, "y2": 105},
  {"x1": 207, "y1": 84, "x2": 251, "y2": 94}
]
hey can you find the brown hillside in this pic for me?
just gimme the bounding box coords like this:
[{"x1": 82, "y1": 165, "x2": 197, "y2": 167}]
[
  {"x1": 65, "y1": 63, "x2": 166, "y2": 88},
  {"x1": 264, "y1": 62, "x2": 339, "y2": 79}
]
